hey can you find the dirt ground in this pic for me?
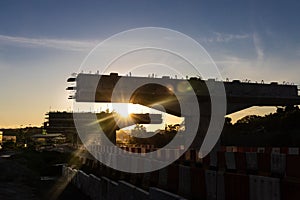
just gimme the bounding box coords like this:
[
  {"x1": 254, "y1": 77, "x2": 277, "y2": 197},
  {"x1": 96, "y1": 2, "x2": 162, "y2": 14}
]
[{"x1": 0, "y1": 150, "x2": 89, "y2": 200}]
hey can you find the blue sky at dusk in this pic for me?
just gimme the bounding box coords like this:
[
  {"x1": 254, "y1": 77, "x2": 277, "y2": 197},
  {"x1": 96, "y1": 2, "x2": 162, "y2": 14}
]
[{"x1": 1, "y1": 0, "x2": 300, "y2": 127}]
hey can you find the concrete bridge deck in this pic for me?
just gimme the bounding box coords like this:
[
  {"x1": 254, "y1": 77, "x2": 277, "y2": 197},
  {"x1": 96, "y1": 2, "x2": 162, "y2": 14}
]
[{"x1": 67, "y1": 73, "x2": 300, "y2": 115}]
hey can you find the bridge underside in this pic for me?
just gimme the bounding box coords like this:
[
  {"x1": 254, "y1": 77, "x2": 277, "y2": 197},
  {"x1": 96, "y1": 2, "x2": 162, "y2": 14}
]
[{"x1": 68, "y1": 73, "x2": 300, "y2": 148}]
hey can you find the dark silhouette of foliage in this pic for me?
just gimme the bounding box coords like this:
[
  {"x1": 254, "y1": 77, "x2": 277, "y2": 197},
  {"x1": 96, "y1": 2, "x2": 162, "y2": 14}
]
[{"x1": 222, "y1": 106, "x2": 300, "y2": 146}]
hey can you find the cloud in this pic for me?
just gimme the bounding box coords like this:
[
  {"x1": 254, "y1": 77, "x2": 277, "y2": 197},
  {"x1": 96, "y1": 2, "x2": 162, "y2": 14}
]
[
  {"x1": 214, "y1": 52, "x2": 300, "y2": 86},
  {"x1": 253, "y1": 32, "x2": 264, "y2": 61},
  {"x1": 0, "y1": 34, "x2": 98, "y2": 51},
  {"x1": 296, "y1": 48, "x2": 300, "y2": 56},
  {"x1": 200, "y1": 32, "x2": 250, "y2": 43}
]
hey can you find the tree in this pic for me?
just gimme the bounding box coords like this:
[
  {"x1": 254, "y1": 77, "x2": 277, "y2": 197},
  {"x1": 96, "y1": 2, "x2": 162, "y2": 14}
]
[
  {"x1": 131, "y1": 124, "x2": 147, "y2": 136},
  {"x1": 236, "y1": 115, "x2": 262, "y2": 124},
  {"x1": 225, "y1": 117, "x2": 232, "y2": 126}
]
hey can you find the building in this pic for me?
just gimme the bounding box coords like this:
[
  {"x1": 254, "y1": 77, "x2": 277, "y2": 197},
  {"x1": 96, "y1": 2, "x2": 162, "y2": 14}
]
[
  {"x1": 2, "y1": 135, "x2": 17, "y2": 143},
  {"x1": 31, "y1": 133, "x2": 66, "y2": 144},
  {"x1": 44, "y1": 111, "x2": 78, "y2": 146},
  {"x1": 44, "y1": 111, "x2": 162, "y2": 147}
]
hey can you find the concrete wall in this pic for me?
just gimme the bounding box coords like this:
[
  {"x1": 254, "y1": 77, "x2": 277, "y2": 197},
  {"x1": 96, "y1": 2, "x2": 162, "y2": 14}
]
[{"x1": 62, "y1": 166, "x2": 186, "y2": 200}]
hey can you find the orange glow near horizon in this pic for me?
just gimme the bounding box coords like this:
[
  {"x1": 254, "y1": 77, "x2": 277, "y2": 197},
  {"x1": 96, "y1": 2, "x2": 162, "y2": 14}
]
[
  {"x1": 0, "y1": 105, "x2": 277, "y2": 129},
  {"x1": 227, "y1": 106, "x2": 277, "y2": 124}
]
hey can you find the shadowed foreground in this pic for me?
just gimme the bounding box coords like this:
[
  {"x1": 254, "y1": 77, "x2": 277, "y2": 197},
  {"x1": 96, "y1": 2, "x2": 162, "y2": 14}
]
[{"x1": 0, "y1": 150, "x2": 89, "y2": 200}]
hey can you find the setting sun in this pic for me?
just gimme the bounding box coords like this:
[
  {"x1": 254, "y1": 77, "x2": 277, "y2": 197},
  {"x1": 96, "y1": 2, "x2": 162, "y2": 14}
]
[{"x1": 112, "y1": 103, "x2": 141, "y2": 117}]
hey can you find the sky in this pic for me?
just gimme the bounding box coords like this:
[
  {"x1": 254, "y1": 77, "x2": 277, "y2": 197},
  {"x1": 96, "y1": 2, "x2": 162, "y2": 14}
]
[{"x1": 0, "y1": 0, "x2": 300, "y2": 128}]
